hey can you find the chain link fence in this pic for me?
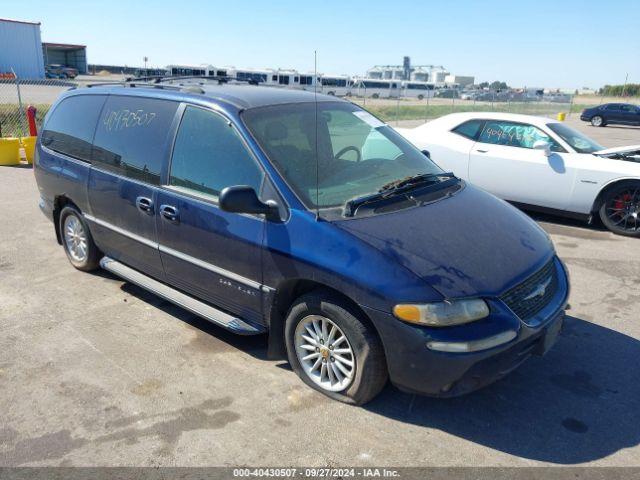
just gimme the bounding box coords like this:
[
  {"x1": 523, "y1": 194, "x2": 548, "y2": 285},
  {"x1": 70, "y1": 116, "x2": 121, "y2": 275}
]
[
  {"x1": 1, "y1": 75, "x2": 638, "y2": 137},
  {"x1": 347, "y1": 93, "x2": 579, "y2": 128},
  {"x1": 0, "y1": 77, "x2": 77, "y2": 138}
]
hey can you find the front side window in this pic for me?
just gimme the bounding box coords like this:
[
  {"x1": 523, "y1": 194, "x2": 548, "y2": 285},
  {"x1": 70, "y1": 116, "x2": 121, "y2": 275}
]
[
  {"x1": 547, "y1": 122, "x2": 604, "y2": 153},
  {"x1": 242, "y1": 102, "x2": 442, "y2": 209},
  {"x1": 169, "y1": 106, "x2": 264, "y2": 200},
  {"x1": 41, "y1": 94, "x2": 106, "y2": 161},
  {"x1": 92, "y1": 96, "x2": 179, "y2": 184},
  {"x1": 478, "y1": 120, "x2": 563, "y2": 151}
]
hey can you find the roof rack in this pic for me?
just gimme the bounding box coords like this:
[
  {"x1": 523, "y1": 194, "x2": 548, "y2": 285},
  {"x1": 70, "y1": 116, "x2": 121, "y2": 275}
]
[
  {"x1": 85, "y1": 81, "x2": 192, "y2": 92},
  {"x1": 122, "y1": 74, "x2": 231, "y2": 84},
  {"x1": 126, "y1": 74, "x2": 268, "y2": 86},
  {"x1": 84, "y1": 75, "x2": 266, "y2": 94}
]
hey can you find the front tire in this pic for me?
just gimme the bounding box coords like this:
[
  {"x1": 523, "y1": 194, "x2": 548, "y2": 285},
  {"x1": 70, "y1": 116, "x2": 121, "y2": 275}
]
[
  {"x1": 599, "y1": 183, "x2": 640, "y2": 237},
  {"x1": 59, "y1": 206, "x2": 101, "y2": 271},
  {"x1": 591, "y1": 115, "x2": 605, "y2": 127},
  {"x1": 285, "y1": 291, "x2": 387, "y2": 405}
]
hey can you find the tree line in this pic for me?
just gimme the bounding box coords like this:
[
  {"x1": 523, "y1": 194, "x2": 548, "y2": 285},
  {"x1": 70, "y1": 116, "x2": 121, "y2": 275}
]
[{"x1": 599, "y1": 84, "x2": 640, "y2": 97}]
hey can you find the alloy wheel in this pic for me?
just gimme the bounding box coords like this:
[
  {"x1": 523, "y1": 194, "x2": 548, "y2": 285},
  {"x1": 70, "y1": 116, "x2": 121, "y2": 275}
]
[
  {"x1": 63, "y1": 215, "x2": 88, "y2": 262},
  {"x1": 605, "y1": 188, "x2": 640, "y2": 233},
  {"x1": 294, "y1": 315, "x2": 356, "y2": 392}
]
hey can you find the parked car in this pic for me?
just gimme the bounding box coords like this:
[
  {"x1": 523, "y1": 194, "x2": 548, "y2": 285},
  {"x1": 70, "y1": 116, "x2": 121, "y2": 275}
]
[
  {"x1": 397, "y1": 112, "x2": 640, "y2": 236},
  {"x1": 543, "y1": 93, "x2": 571, "y2": 104},
  {"x1": 35, "y1": 85, "x2": 569, "y2": 404},
  {"x1": 435, "y1": 89, "x2": 459, "y2": 99},
  {"x1": 46, "y1": 64, "x2": 79, "y2": 79},
  {"x1": 580, "y1": 103, "x2": 640, "y2": 127},
  {"x1": 459, "y1": 91, "x2": 477, "y2": 100},
  {"x1": 44, "y1": 66, "x2": 64, "y2": 79}
]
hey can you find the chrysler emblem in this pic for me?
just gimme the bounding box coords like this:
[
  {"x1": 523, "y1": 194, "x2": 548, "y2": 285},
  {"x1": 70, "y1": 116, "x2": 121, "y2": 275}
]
[{"x1": 523, "y1": 277, "x2": 552, "y2": 301}]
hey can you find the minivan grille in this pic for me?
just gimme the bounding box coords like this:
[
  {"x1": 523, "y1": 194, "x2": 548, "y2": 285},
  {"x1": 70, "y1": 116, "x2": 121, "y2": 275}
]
[{"x1": 500, "y1": 259, "x2": 558, "y2": 323}]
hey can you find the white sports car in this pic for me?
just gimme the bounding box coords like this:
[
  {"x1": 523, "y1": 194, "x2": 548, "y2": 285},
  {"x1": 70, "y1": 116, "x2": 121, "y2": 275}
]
[{"x1": 396, "y1": 112, "x2": 640, "y2": 236}]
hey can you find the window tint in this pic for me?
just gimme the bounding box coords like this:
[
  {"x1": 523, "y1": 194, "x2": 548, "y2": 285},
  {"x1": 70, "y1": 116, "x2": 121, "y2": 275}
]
[
  {"x1": 92, "y1": 96, "x2": 178, "y2": 185},
  {"x1": 169, "y1": 107, "x2": 264, "y2": 200},
  {"x1": 41, "y1": 95, "x2": 106, "y2": 161},
  {"x1": 452, "y1": 119, "x2": 484, "y2": 140},
  {"x1": 605, "y1": 104, "x2": 620, "y2": 110},
  {"x1": 479, "y1": 121, "x2": 563, "y2": 151},
  {"x1": 620, "y1": 104, "x2": 635, "y2": 112}
]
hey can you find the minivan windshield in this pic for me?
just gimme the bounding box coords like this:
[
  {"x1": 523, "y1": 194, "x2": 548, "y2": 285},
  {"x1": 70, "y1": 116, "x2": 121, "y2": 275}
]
[
  {"x1": 546, "y1": 122, "x2": 604, "y2": 154},
  {"x1": 242, "y1": 102, "x2": 443, "y2": 210}
]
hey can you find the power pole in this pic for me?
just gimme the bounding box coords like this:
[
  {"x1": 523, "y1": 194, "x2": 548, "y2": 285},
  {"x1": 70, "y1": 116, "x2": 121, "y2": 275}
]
[{"x1": 621, "y1": 73, "x2": 628, "y2": 97}]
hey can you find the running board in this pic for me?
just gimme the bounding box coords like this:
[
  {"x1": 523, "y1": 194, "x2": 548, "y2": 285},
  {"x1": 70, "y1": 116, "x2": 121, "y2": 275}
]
[{"x1": 100, "y1": 257, "x2": 266, "y2": 335}]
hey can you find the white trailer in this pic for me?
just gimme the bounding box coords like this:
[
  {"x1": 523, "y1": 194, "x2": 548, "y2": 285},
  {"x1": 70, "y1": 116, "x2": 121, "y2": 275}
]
[
  {"x1": 353, "y1": 78, "x2": 400, "y2": 98},
  {"x1": 401, "y1": 81, "x2": 435, "y2": 99},
  {"x1": 319, "y1": 75, "x2": 352, "y2": 96},
  {"x1": 166, "y1": 64, "x2": 228, "y2": 77}
]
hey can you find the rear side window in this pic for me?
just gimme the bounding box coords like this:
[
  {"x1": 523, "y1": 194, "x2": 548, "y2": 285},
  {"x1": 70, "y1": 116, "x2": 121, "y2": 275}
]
[
  {"x1": 41, "y1": 95, "x2": 106, "y2": 161},
  {"x1": 92, "y1": 96, "x2": 179, "y2": 185},
  {"x1": 169, "y1": 106, "x2": 264, "y2": 200},
  {"x1": 451, "y1": 119, "x2": 484, "y2": 140}
]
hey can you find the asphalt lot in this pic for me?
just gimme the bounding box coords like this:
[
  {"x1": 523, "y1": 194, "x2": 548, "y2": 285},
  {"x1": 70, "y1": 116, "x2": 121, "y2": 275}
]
[{"x1": 1, "y1": 123, "x2": 639, "y2": 467}]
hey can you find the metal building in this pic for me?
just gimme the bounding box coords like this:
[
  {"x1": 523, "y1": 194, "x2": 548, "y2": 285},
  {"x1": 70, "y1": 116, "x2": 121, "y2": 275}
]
[
  {"x1": 43, "y1": 43, "x2": 87, "y2": 74},
  {"x1": 0, "y1": 18, "x2": 45, "y2": 78}
]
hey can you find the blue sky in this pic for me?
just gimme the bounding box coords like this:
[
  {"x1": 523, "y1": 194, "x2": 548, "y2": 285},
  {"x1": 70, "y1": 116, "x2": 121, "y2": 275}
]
[{"x1": 10, "y1": 0, "x2": 640, "y2": 88}]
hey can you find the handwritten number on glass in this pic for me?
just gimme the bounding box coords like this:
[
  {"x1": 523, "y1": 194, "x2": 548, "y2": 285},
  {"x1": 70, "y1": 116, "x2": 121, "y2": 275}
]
[{"x1": 104, "y1": 109, "x2": 157, "y2": 132}]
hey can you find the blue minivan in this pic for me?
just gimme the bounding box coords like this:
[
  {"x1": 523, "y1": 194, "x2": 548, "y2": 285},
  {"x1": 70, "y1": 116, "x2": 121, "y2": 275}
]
[{"x1": 34, "y1": 82, "x2": 569, "y2": 404}]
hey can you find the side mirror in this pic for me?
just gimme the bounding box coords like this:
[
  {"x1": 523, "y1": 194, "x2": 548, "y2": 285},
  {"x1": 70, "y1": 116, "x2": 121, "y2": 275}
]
[
  {"x1": 421, "y1": 150, "x2": 431, "y2": 158},
  {"x1": 533, "y1": 140, "x2": 552, "y2": 157},
  {"x1": 219, "y1": 186, "x2": 279, "y2": 220}
]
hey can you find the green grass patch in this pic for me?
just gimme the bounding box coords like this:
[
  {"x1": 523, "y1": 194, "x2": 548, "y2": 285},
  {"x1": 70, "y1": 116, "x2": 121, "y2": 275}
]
[
  {"x1": 0, "y1": 103, "x2": 51, "y2": 137},
  {"x1": 358, "y1": 102, "x2": 590, "y2": 123}
]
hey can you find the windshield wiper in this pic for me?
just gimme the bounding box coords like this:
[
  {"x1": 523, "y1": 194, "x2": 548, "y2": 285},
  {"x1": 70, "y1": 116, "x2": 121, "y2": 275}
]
[
  {"x1": 343, "y1": 172, "x2": 456, "y2": 217},
  {"x1": 379, "y1": 172, "x2": 455, "y2": 193}
]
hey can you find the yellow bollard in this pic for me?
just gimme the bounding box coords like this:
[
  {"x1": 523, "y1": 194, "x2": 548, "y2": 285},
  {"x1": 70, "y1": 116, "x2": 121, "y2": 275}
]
[
  {"x1": 557, "y1": 112, "x2": 566, "y2": 121},
  {"x1": 0, "y1": 137, "x2": 21, "y2": 166},
  {"x1": 20, "y1": 136, "x2": 37, "y2": 164}
]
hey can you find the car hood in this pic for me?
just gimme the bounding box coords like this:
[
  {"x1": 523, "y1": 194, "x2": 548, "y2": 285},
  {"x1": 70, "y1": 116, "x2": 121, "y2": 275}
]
[
  {"x1": 594, "y1": 144, "x2": 640, "y2": 156},
  {"x1": 335, "y1": 184, "x2": 553, "y2": 299}
]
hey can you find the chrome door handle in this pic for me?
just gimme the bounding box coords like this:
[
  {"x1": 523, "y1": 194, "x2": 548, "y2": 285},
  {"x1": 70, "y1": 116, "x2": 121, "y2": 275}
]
[
  {"x1": 160, "y1": 204, "x2": 179, "y2": 223},
  {"x1": 476, "y1": 149, "x2": 489, "y2": 153},
  {"x1": 135, "y1": 196, "x2": 154, "y2": 214}
]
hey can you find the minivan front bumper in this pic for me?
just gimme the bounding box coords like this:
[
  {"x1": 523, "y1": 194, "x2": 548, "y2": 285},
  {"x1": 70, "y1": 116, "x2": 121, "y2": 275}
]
[{"x1": 361, "y1": 257, "x2": 569, "y2": 397}]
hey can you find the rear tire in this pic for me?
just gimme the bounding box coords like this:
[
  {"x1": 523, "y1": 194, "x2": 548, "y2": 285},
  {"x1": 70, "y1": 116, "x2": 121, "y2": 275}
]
[
  {"x1": 598, "y1": 183, "x2": 640, "y2": 237},
  {"x1": 284, "y1": 291, "x2": 388, "y2": 405},
  {"x1": 59, "y1": 206, "x2": 101, "y2": 271},
  {"x1": 591, "y1": 115, "x2": 605, "y2": 127}
]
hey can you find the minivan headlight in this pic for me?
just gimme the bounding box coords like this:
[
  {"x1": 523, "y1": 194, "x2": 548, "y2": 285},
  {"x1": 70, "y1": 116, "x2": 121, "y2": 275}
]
[{"x1": 393, "y1": 299, "x2": 490, "y2": 326}]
